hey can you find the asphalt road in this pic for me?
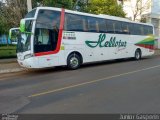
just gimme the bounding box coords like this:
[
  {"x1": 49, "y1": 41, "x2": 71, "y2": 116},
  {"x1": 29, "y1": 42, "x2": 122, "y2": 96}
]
[{"x1": 0, "y1": 55, "x2": 160, "y2": 113}]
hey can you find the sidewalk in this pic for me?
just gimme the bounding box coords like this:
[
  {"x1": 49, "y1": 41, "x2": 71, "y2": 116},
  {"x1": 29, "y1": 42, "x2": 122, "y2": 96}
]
[
  {"x1": 0, "y1": 58, "x2": 17, "y2": 64},
  {"x1": 154, "y1": 49, "x2": 160, "y2": 55},
  {"x1": 0, "y1": 58, "x2": 24, "y2": 74}
]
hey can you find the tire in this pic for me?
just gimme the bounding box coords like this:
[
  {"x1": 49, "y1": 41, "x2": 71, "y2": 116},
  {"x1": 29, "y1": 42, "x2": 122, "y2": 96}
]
[
  {"x1": 134, "y1": 49, "x2": 141, "y2": 60},
  {"x1": 67, "y1": 54, "x2": 81, "y2": 70}
]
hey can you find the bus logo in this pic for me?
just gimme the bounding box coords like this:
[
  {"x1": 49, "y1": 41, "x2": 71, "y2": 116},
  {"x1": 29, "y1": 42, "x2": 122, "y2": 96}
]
[
  {"x1": 85, "y1": 33, "x2": 127, "y2": 48},
  {"x1": 135, "y1": 36, "x2": 155, "y2": 50}
]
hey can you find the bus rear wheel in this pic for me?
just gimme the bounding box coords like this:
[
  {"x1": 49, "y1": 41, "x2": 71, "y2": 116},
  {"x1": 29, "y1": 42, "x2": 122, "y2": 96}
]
[
  {"x1": 67, "y1": 54, "x2": 81, "y2": 70},
  {"x1": 134, "y1": 49, "x2": 141, "y2": 60}
]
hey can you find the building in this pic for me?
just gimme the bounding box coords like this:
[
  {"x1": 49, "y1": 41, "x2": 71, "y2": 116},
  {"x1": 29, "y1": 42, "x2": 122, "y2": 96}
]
[
  {"x1": 142, "y1": 0, "x2": 160, "y2": 37},
  {"x1": 121, "y1": 0, "x2": 151, "y2": 21},
  {"x1": 120, "y1": 0, "x2": 160, "y2": 37}
]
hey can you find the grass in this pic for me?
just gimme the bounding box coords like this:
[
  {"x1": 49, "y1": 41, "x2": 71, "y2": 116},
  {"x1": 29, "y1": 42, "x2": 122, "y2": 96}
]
[{"x1": 0, "y1": 45, "x2": 17, "y2": 59}]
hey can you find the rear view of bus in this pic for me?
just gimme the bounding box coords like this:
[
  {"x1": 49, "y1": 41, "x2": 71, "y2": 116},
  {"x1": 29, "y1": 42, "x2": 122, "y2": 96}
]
[{"x1": 17, "y1": 7, "x2": 64, "y2": 68}]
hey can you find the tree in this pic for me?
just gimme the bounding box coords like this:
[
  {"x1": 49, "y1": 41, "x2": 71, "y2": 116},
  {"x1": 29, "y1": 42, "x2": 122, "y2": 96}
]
[
  {"x1": 127, "y1": 0, "x2": 151, "y2": 21},
  {"x1": 84, "y1": 0, "x2": 126, "y2": 17},
  {"x1": 32, "y1": 0, "x2": 87, "y2": 11},
  {"x1": 32, "y1": 0, "x2": 73, "y2": 9},
  {"x1": 0, "y1": 0, "x2": 27, "y2": 34},
  {"x1": 0, "y1": 1, "x2": 7, "y2": 35},
  {"x1": 0, "y1": 0, "x2": 126, "y2": 35}
]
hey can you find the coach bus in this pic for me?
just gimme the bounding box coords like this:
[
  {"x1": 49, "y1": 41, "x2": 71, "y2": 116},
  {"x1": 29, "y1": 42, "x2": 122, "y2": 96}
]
[
  {"x1": 16, "y1": 7, "x2": 155, "y2": 69},
  {"x1": 9, "y1": 28, "x2": 20, "y2": 44}
]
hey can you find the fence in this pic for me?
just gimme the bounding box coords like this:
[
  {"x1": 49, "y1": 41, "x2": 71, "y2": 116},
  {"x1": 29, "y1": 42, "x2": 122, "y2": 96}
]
[{"x1": 0, "y1": 35, "x2": 11, "y2": 44}]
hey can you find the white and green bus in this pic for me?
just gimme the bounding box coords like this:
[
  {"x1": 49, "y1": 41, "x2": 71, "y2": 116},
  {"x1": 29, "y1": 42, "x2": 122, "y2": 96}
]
[
  {"x1": 9, "y1": 27, "x2": 20, "y2": 44},
  {"x1": 15, "y1": 7, "x2": 155, "y2": 69}
]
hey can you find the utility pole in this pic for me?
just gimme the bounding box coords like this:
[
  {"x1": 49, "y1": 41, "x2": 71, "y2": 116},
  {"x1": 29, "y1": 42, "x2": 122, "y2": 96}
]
[{"x1": 27, "y1": 0, "x2": 32, "y2": 12}]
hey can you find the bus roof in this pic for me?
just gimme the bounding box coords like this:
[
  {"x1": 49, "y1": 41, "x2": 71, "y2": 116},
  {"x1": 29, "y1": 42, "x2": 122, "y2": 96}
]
[{"x1": 36, "y1": 7, "x2": 153, "y2": 27}]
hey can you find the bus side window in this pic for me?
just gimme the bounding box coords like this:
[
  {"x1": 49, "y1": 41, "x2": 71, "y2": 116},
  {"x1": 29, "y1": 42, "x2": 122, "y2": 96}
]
[
  {"x1": 122, "y1": 22, "x2": 129, "y2": 34},
  {"x1": 140, "y1": 25, "x2": 144, "y2": 35},
  {"x1": 65, "y1": 14, "x2": 84, "y2": 31},
  {"x1": 148, "y1": 26, "x2": 153, "y2": 34},
  {"x1": 37, "y1": 29, "x2": 49, "y2": 45},
  {"x1": 106, "y1": 20, "x2": 115, "y2": 33},
  {"x1": 96, "y1": 21, "x2": 99, "y2": 32},
  {"x1": 128, "y1": 23, "x2": 134, "y2": 35},
  {"x1": 64, "y1": 14, "x2": 68, "y2": 30},
  {"x1": 98, "y1": 18, "x2": 107, "y2": 33},
  {"x1": 114, "y1": 21, "x2": 122, "y2": 34},
  {"x1": 133, "y1": 24, "x2": 141, "y2": 35},
  {"x1": 143, "y1": 25, "x2": 148, "y2": 35},
  {"x1": 83, "y1": 19, "x2": 88, "y2": 31},
  {"x1": 87, "y1": 17, "x2": 98, "y2": 32},
  {"x1": 34, "y1": 10, "x2": 60, "y2": 53},
  {"x1": 139, "y1": 25, "x2": 144, "y2": 35}
]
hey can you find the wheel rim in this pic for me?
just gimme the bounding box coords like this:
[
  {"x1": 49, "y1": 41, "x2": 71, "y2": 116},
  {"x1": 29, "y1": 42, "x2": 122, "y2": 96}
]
[
  {"x1": 136, "y1": 51, "x2": 140, "y2": 59},
  {"x1": 70, "y1": 57, "x2": 79, "y2": 68}
]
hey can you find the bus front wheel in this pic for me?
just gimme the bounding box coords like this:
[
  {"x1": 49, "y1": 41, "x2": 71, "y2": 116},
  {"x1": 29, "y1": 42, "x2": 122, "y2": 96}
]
[
  {"x1": 67, "y1": 54, "x2": 81, "y2": 70},
  {"x1": 134, "y1": 49, "x2": 141, "y2": 60}
]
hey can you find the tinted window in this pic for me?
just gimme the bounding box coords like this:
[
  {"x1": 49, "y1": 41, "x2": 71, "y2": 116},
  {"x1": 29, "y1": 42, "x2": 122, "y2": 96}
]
[
  {"x1": 25, "y1": 9, "x2": 36, "y2": 18},
  {"x1": 106, "y1": 20, "x2": 115, "y2": 33},
  {"x1": 64, "y1": 13, "x2": 154, "y2": 35},
  {"x1": 114, "y1": 21, "x2": 122, "y2": 34},
  {"x1": 64, "y1": 14, "x2": 86, "y2": 31},
  {"x1": 87, "y1": 17, "x2": 98, "y2": 32},
  {"x1": 140, "y1": 25, "x2": 144, "y2": 35},
  {"x1": 36, "y1": 10, "x2": 61, "y2": 30},
  {"x1": 133, "y1": 24, "x2": 141, "y2": 35},
  {"x1": 97, "y1": 18, "x2": 107, "y2": 33},
  {"x1": 143, "y1": 25, "x2": 149, "y2": 35},
  {"x1": 122, "y1": 22, "x2": 129, "y2": 34},
  {"x1": 34, "y1": 10, "x2": 60, "y2": 53},
  {"x1": 35, "y1": 29, "x2": 50, "y2": 45},
  {"x1": 128, "y1": 23, "x2": 133, "y2": 34},
  {"x1": 34, "y1": 28, "x2": 58, "y2": 53},
  {"x1": 148, "y1": 26, "x2": 153, "y2": 34},
  {"x1": 25, "y1": 20, "x2": 33, "y2": 32}
]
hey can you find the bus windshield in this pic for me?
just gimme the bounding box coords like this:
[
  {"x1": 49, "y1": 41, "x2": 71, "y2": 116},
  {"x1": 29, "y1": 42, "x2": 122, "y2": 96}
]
[
  {"x1": 17, "y1": 33, "x2": 31, "y2": 52},
  {"x1": 25, "y1": 9, "x2": 36, "y2": 18},
  {"x1": 17, "y1": 20, "x2": 33, "y2": 53},
  {"x1": 34, "y1": 10, "x2": 61, "y2": 53}
]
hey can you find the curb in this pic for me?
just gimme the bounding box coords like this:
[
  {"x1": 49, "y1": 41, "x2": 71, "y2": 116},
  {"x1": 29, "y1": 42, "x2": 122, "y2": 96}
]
[
  {"x1": 0, "y1": 68, "x2": 25, "y2": 74},
  {"x1": 154, "y1": 49, "x2": 160, "y2": 56},
  {"x1": 0, "y1": 58, "x2": 17, "y2": 64},
  {"x1": 0, "y1": 58, "x2": 25, "y2": 74}
]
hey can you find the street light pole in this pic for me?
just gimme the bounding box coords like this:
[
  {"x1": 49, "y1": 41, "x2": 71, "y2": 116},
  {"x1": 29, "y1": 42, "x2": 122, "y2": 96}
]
[{"x1": 27, "y1": 0, "x2": 32, "y2": 12}]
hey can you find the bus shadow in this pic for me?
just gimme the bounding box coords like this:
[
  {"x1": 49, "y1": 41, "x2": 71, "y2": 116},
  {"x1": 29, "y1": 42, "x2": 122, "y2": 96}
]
[
  {"x1": 25, "y1": 57, "x2": 149, "y2": 75},
  {"x1": 24, "y1": 66, "x2": 68, "y2": 75},
  {"x1": 81, "y1": 58, "x2": 135, "y2": 69}
]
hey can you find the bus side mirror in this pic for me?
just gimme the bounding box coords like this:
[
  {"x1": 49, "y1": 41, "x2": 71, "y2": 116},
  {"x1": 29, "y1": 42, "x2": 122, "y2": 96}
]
[{"x1": 20, "y1": 19, "x2": 26, "y2": 33}]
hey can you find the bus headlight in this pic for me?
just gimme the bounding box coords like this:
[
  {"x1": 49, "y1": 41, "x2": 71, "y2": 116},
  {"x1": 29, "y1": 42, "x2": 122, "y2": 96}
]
[{"x1": 24, "y1": 54, "x2": 33, "y2": 59}]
